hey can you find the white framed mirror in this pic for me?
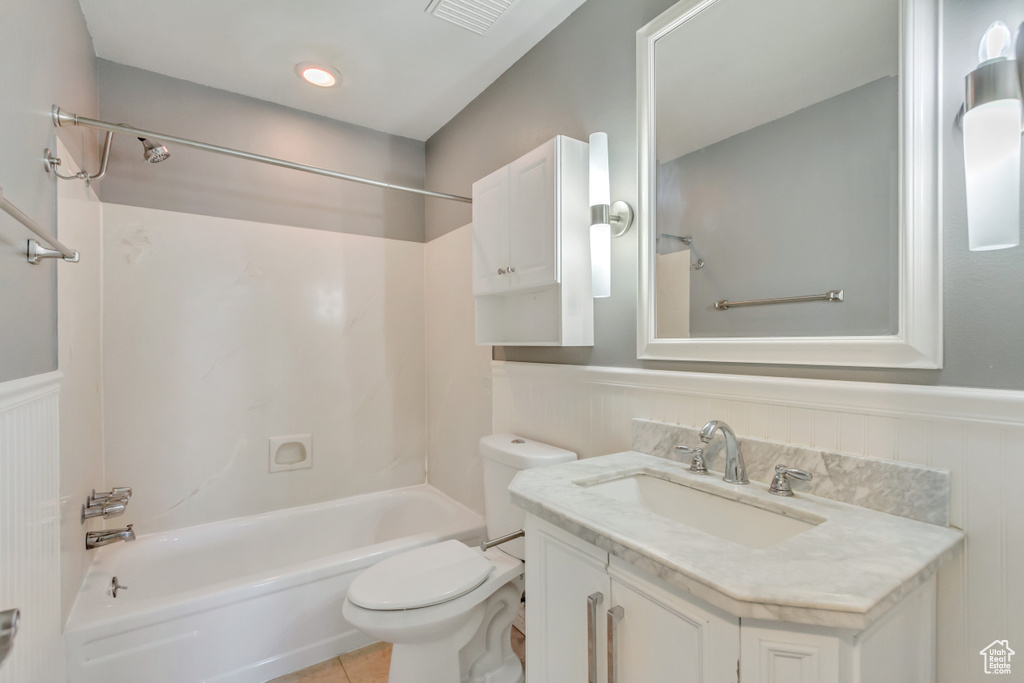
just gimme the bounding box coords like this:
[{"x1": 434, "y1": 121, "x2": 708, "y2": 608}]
[{"x1": 637, "y1": 0, "x2": 941, "y2": 368}]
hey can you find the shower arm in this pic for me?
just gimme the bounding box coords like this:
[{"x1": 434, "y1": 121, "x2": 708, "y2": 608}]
[{"x1": 51, "y1": 106, "x2": 473, "y2": 204}]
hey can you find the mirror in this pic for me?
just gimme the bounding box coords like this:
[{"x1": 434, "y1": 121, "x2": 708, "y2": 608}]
[{"x1": 637, "y1": 0, "x2": 942, "y2": 368}]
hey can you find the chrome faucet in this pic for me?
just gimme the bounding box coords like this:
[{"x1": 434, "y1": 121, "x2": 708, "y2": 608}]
[
  {"x1": 86, "y1": 524, "x2": 135, "y2": 549},
  {"x1": 699, "y1": 420, "x2": 749, "y2": 484}
]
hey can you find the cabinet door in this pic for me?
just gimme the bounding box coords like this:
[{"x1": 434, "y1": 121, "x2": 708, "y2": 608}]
[
  {"x1": 526, "y1": 518, "x2": 611, "y2": 683},
  {"x1": 508, "y1": 139, "x2": 558, "y2": 291},
  {"x1": 471, "y1": 164, "x2": 510, "y2": 296},
  {"x1": 608, "y1": 560, "x2": 739, "y2": 683},
  {"x1": 739, "y1": 622, "x2": 839, "y2": 683}
]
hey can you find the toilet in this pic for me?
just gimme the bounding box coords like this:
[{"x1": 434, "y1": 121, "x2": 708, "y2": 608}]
[{"x1": 342, "y1": 434, "x2": 576, "y2": 683}]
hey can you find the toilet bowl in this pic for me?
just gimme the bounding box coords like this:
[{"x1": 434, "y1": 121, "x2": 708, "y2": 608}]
[
  {"x1": 343, "y1": 541, "x2": 524, "y2": 683},
  {"x1": 342, "y1": 434, "x2": 576, "y2": 683}
]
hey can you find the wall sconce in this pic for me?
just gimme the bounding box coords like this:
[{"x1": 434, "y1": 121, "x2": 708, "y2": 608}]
[
  {"x1": 589, "y1": 132, "x2": 633, "y2": 298},
  {"x1": 962, "y1": 20, "x2": 1023, "y2": 251}
]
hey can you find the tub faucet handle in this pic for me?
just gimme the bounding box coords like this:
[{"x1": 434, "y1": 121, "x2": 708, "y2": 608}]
[
  {"x1": 89, "y1": 487, "x2": 132, "y2": 505},
  {"x1": 81, "y1": 500, "x2": 126, "y2": 523}
]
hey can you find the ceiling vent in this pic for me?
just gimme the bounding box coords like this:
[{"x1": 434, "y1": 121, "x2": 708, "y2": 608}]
[{"x1": 425, "y1": 0, "x2": 518, "y2": 35}]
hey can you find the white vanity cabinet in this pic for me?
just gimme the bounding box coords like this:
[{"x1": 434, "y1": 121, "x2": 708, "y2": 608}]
[
  {"x1": 525, "y1": 515, "x2": 937, "y2": 683},
  {"x1": 526, "y1": 517, "x2": 739, "y2": 683},
  {"x1": 472, "y1": 136, "x2": 593, "y2": 346}
]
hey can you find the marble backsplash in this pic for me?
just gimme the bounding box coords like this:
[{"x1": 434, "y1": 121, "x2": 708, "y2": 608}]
[{"x1": 632, "y1": 418, "x2": 951, "y2": 526}]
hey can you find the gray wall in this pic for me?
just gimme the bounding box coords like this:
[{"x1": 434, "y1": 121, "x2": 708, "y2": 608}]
[
  {"x1": 0, "y1": 0, "x2": 98, "y2": 382},
  {"x1": 659, "y1": 77, "x2": 898, "y2": 338},
  {"x1": 96, "y1": 61, "x2": 426, "y2": 242},
  {"x1": 425, "y1": 0, "x2": 1024, "y2": 391}
]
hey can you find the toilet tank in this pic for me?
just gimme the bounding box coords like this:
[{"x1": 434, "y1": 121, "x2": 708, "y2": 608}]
[{"x1": 480, "y1": 434, "x2": 576, "y2": 560}]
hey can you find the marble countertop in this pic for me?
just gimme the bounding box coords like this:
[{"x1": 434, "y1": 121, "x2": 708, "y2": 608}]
[{"x1": 509, "y1": 451, "x2": 964, "y2": 631}]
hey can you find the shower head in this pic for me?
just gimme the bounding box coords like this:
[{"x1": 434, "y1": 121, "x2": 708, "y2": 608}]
[{"x1": 138, "y1": 137, "x2": 170, "y2": 163}]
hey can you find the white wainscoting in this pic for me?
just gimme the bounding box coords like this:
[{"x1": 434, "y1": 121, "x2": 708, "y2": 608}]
[
  {"x1": 0, "y1": 372, "x2": 64, "y2": 683},
  {"x1": 492, "y1": 361, "x2": 1024, "y2": 683}
]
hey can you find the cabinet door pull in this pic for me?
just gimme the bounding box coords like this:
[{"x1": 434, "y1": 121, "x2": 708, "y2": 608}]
[
  {"x1": 508, "y1": 265, "x2": 515, "y2": 273},
  {"x1": 497, "y1": 267, "x2": 506, "y2": 275},
  {"x1": 607, "y1": 605, "x2": 624, "y2": 683},
  {"x1": 587, "y1": 592, "x2": 603, "y2": 683}
]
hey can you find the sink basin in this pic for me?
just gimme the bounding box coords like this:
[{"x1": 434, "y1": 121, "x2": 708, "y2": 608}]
[{"x1": 582, "y1": 474, "x2": 820, "y2": 549}]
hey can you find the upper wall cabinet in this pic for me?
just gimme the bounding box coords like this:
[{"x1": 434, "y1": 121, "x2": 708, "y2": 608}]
[{"x1": 473, "y1": 136, "x2": 593, "y2": 347}]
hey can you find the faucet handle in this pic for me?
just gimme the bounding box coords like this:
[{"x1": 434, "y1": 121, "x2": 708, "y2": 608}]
[
  {"x1": 674, "y1": 445, "x2": 708, "y2": 474},
  {"x1": 89, "y1": 487, "x2": 132, "y2": 505},
  {"x1": 769, "y1": 465, "x2": 813, "y2": 496},
  {"x1": 81, "y1": 500, "x2": 126, "y2": 523}
]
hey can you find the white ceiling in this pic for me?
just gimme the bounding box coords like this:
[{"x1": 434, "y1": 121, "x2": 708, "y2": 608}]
[
  {"x1": 77, "y1": 0, "x2": 588, "y2": 141},
  {"x1": 655, "y1": 0, "x2": 898, "y2": 162}
]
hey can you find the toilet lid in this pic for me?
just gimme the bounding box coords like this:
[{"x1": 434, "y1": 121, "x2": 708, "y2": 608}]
[{"x1": 348, "y1": 540, "x2": 494, "y2": 611}]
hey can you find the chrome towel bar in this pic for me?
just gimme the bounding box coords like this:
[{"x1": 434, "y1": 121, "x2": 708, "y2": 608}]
[
  {"x1": 0, "y1": 186, "x2": 79, "y2": 264},
  {"x1": 714, "y1": 289, "x2": 843, "y2": 311}
]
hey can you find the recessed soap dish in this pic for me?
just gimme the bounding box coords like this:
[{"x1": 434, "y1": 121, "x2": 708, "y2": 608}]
[{"x1": 269, "y1": 435, "x2": 312, "y2": 473}]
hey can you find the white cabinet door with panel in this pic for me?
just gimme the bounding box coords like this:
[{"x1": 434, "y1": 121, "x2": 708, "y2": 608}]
[
  {"x1": 526, "y1": 517, "x2": 739, "y2": 683},
  {"x1": 608, "y1": 559, "x2": 739, "y2": 683},
  {"x1": 471, "y1": 164, "x2": 510, "y2": 296},
  {"x1": 507, "y1": 140, "x2": 558, "y2": 291},
  {"x1": 525, "y1": 517, "x2": 611, "y2": 683}
]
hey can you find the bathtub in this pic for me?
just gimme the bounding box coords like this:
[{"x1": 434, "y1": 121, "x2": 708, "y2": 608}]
[{"x1": 65, "y1": 485, "x2": 485, "y2": 683}]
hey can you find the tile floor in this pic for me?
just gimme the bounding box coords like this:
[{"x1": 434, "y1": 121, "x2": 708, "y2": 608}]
[{"x1": 271, "y1": 628, "x2": 526, "y2": 683}]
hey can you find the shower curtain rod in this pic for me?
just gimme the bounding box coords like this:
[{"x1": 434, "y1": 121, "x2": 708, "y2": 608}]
[{"x1": 51, "y1": 106, "x2": 472, "y2": 204}]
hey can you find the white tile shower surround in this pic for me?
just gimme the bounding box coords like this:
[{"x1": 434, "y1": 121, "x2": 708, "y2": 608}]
[
  {"x1": 491, "y1": 360, "x2": 1024, "y2": 683},
  {"x1": 425, "y1": 224, "x2": 493, "y2": 516},
  {"x1": 55, "y1": 139, "x2": 105, "y2": 624},
  {"x1": 101, "y1": 204, "x2": 428, "y2": 533},
  {"x1": 0, "y1": 372, "x2": 64, "y2": 683}
]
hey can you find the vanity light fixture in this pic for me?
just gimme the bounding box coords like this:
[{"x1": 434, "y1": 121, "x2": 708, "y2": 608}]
[
  {"x1": 588, "y1": 132, "x2": 634, "y2": 298},
  {"x1": 962, "y1": 21, "x2": 1023, "y2": 251},
  {"x1": 295, "y1": 62, "x2": 340, "y2": 88}
]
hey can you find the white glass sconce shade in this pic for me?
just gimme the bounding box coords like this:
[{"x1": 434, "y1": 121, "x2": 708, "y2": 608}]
[
  {"x1": 962, "y1": 21, "x2": 1023, "y2": 252},
  {"x1": 590, "y1": 132, "x2": 612, "y2": 297},
  {"x1": 589, "y1": 132, "x2": 611, "y2": 206},
  {"x1": 964, "y1": 99, "x2": 1021, "y2": 251},
  {"x1": 590, "y1": 223, "x2": 612, "y2": 298}
]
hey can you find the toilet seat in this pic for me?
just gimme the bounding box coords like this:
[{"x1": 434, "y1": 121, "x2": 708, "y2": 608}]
[{"x1": 347, "y1": 540, "x2": 494, "y2": 611}]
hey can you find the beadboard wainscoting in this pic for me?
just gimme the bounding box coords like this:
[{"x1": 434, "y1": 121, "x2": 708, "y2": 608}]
[
  {"x1": 0, "y1": 372, "x2": 64, "y2": 683},
  {"x1": 491, "y1": 361, "x2": 1024, "y2": 683}
]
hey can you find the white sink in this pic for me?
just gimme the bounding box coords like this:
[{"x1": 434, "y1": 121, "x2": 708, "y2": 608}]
[{"x1": 582, "y1": 474, "x2": 820, "y2": 550}]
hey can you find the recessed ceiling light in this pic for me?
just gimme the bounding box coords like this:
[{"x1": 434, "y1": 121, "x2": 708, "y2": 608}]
[{"x1": 294, "y1": 62, "x2": 340, "y2": 88}]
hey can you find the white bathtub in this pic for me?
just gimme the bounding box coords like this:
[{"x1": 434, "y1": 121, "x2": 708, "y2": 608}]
[{"x1": 65, "y1": 485, "x2": 485, "y2": 683}]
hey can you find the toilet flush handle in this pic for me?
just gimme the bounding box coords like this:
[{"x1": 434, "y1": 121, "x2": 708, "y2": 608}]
[{"x1": 479, "y1": 529, "x2": 525, "y2": 551}]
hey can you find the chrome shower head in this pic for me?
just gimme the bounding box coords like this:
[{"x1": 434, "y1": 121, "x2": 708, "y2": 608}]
[{"x1": 138, "y1": 137, "x2": 170, "y2": 163}]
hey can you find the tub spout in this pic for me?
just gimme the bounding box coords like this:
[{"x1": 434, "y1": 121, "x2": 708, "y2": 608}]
[{"x1": 86, "y1": 524, "x2": 135, "y2": 549}]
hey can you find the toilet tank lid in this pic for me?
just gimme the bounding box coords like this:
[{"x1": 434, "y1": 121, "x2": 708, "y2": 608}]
[{"x1": 479, "y1": 434, "x2": 577, "y2": 469}]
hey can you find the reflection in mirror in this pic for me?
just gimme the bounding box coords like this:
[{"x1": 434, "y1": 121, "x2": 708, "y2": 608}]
[
  {"x1": 653, "y1": 0, "x2": 899, "y2": 339},
  {"x1": 637, "y1": 0, "x2": 942, "y2": 367}
]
